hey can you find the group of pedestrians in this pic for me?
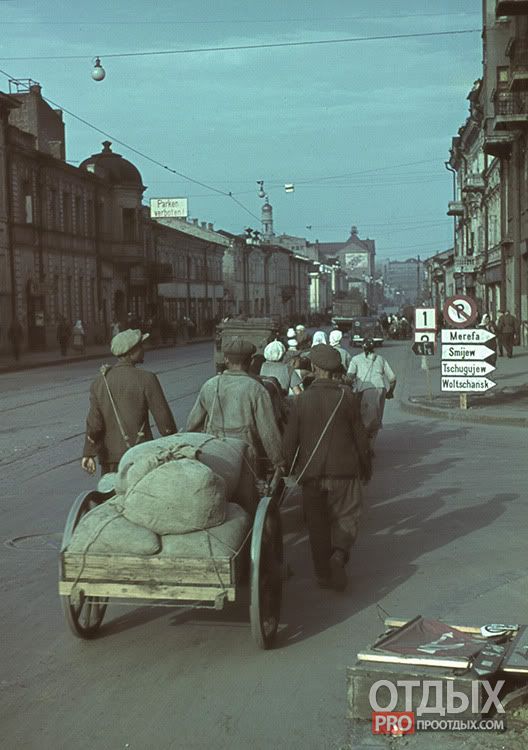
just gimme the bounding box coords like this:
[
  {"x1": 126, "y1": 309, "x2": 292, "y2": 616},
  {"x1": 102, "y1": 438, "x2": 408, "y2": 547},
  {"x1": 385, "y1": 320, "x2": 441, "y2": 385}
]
[{"x1": 81, "y1": 324, "x2": 398, "y2": 592}]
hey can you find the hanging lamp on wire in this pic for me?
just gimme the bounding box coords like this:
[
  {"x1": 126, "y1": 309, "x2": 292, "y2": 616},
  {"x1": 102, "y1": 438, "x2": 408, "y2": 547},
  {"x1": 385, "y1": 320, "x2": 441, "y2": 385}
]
[{"x1": 91, "y1": 57, "x2": 106, "y2": 81}]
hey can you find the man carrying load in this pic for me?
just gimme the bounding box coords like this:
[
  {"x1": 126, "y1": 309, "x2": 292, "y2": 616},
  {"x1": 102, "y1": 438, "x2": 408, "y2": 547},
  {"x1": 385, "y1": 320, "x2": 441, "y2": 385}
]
[
  {"x1": 81, "y1": 328, "x2": 177, "y2": 476},
  {"x1": 186, "y1": 337, "x2": 284, "y2": 477}
]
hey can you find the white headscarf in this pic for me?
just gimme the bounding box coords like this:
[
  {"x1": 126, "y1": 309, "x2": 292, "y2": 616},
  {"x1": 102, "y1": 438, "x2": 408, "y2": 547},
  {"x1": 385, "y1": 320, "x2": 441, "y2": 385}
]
[
  {"x1": 295, "y1": 324, "x2": 305, "y2": 332},
  {"x1": 311, "y1": 330, "x2": 327, "y2": 346},
  {"x1": 329, "y1": 329, "x2": 343, "y2": 346},
  {"x1": 287, "y1": 338, "x2": 298, "y2": 349},
  {"x1": 287, "y1": 327, "x2": 296, "y2": 338},
  {"x1": 264, "y1": 340, "x2": 286, "y2": 362},
  {"x1": 479, "y1": 313, "x2": 490, "y2": 327}
]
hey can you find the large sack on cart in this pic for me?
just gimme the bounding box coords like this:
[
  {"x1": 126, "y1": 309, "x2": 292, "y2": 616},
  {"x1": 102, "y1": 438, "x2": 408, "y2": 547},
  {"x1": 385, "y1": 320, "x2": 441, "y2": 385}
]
[
  {"x1": 160, "y1": 504, "x2": 251, "y2": 577},
  {"x1": 115, "y1": 433, "x2": 248, "y2": 499},
  {"x1": 67, "y1": 498, "x2": 161, "y2": 555},
  {"x1": 122, "y1": 450, "x2": 227, "y2": 535},
  {"x1": 113, "y1": 433, "x2": 258, "y2": 516}
]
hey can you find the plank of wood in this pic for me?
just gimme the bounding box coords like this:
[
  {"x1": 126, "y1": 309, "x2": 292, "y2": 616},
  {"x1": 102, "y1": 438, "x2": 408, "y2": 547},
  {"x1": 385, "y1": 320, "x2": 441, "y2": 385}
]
[
  {"x1": 502, "y1": 626, "x2": 528, "y2": 674},
  {"x1": 384, "y1": 617, "x2": 519, "y2": 636},
  {"x1": 357, "y1": 649, "x2": 470, "y2": 670},
  {"x1": 62, "y1": 552, "x2": 232, "y2": 585},
  {"x1": 59, "y1": 580, "x2": 236, "y2": 602}
]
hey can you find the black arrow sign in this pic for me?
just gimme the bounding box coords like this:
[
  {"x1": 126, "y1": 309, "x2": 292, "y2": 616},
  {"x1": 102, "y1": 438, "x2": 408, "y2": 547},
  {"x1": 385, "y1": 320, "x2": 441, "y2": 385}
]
[{"x1": 412, "y1": 341, "x2": 435, "y2": 356}]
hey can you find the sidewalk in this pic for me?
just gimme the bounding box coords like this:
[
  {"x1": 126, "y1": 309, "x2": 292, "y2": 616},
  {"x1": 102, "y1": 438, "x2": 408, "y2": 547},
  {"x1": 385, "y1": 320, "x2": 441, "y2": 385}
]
[
  {"x1": 400, "y1": 344, "x2": 528, "y2": 428},
  {"x1": 0, "y1": 337, "x2": 213, "y2": 374}
]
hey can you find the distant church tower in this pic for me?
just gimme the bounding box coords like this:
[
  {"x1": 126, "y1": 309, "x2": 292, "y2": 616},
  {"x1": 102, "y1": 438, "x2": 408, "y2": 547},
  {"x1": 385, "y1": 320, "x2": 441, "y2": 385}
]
[{"x1": 261, "y1": 197, "x2": 274, "y2": 240}]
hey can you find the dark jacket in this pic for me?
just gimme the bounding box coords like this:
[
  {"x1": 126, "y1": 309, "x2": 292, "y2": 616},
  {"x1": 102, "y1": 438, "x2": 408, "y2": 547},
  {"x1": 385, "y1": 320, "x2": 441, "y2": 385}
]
[
  {"x1": 283, "y1": 378, "x2": 370, "y2": 482},
  {"x1": 497, "y1": 313, "x2": 518, "y2": 336},
  {"x1": 83, "y1": 361, "x2": 177, "y2": 463}
]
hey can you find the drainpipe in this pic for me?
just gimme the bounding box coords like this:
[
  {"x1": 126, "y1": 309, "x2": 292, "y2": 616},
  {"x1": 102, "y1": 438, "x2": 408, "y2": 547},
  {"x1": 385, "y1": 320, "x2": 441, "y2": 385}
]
[
  {"x1": 444, "y1": 160, "x2": 457, "y2": 254},
  {"x1": 515, "y1": 139, "x2": 522, "y2": 324},
  {"x1": 3, "y1": 111, "x2": 16, "y2": 320}
]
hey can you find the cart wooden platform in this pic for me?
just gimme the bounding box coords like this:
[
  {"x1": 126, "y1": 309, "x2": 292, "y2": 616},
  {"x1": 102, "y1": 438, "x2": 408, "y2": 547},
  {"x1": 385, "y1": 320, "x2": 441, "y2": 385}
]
[{"x1": 59, "y1": 476, "x2": 284, "y2": 649}]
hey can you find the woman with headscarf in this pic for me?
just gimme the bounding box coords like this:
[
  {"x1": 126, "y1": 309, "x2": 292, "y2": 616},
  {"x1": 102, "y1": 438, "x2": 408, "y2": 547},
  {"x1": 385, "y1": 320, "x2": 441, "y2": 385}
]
[
  {"x1": 260, "y1": 340, "x2": 303, "y2": 396},
  {"x1": 311, "y1": 330, "x2": 328, "y2": 347},
  {"x1": 329, "y1": 329, "x2": 351, "y2": 370},
  {"x1": 72, "y1": 320, "x2": 86, "y2": 353},
  {"x1": 478, "y1": 313, "x2": 497, "y2": 366}
]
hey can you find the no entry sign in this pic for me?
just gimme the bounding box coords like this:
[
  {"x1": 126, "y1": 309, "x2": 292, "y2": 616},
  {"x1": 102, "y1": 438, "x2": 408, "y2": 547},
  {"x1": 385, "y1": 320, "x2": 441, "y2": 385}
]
[{"x1": 443, "y1": 295, "x2": 478, "y2": 328}]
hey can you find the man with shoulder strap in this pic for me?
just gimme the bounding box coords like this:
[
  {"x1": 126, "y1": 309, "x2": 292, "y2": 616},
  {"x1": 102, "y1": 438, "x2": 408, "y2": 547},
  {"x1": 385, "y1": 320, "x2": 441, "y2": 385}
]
[
  {"x1": 186, "y1": 337, "x2": 284, "y2": 476},
  {"x1": 346, "y1": 337, "x2": 396, "y2": 448},
  {"x1": 81, "y1": 328, "x2": 177, "y2": 476},
  {"x1": 283, "y1": 344, "x2": 371, "y2": 591}
]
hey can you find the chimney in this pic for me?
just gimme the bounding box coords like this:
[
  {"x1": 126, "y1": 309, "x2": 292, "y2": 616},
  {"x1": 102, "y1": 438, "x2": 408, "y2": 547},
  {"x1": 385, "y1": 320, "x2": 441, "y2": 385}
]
[
  {"x1": 201, "y1": 222, "x2": 207, "y2": 229},
  {"x1": 192, "y1": 218, "x2": 198, "y2": 225},
  {"x1": 207, "y1": 222, "x2": 214, "y2": 231}
]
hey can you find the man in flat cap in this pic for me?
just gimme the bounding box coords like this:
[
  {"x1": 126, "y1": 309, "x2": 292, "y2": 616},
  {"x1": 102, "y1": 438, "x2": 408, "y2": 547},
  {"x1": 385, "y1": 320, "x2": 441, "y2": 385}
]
[
  {"x1": 283, "y1": 344, "x2": 371, "y2": 591},
  {"x1": 81, "y1": 329, "x2": 177, "y2": 476},
  {"x1": 186, "y1": 337, "x2": 284, "y2": 477}
]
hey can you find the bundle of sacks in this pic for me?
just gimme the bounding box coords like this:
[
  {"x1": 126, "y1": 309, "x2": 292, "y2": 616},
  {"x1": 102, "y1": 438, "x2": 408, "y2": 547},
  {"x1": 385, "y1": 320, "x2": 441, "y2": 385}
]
[{"x1": 67, "y1": 434, "x2": 256, "y2": 562}]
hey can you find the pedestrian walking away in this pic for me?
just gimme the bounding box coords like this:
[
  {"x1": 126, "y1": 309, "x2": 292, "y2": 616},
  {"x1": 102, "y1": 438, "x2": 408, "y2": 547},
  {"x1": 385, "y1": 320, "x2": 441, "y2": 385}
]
[
  {"x1": 283, "y1": 343, "x2": 372, "y2": 591},
  {"x1": 72, "y1": 320, "x2": 86, "y2": 353},
  {"x1": 57, "y1": 316, "x2": 72, "y2": 356},
  {"x1": 7, "y1": 316, "x2": 24, "y2": 361},
  {"x1": 478, "y1": 313, "x2": 497, "y2": 366},
  {"x1": 329, "y1": 329, "x2": 352, "y2": 370},
  {"x1": 186, "y1": 337, "x2": 284, "y2": 484},
  {"x1": 260, "y1": 340, "x2": 303, "y2": 395},
  {"x1": 496, "y1": 310, "x2": 518, "y2": 358},
  {"x1": 81, "y1": 328, "x2": 177, "y2": 476},
  {"x1": 346, "y1": 337, "x2": 396, "y2": 448}
]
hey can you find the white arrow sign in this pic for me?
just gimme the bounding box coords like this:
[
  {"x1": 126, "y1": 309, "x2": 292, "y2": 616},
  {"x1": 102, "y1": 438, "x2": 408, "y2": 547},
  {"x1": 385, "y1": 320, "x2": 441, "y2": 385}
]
[
  {"x1": 441, "y1": 328, "x2": 496, "y2": 344},
  {"x1": 441, "y1": 376, "x2": 496, "y2": 392},
  {"x1": 442, "y1": 361, "x2": 496, "y2": 377},
  {"x1": 441, "y1": 344, "x2": 494, "y2": 360}
]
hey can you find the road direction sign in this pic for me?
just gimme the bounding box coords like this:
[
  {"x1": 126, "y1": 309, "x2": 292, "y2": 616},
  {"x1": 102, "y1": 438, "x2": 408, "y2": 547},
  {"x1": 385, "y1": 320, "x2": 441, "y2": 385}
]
[
  {"x1": 441, "y1": 361, "x2": 496, "y2": 377},
  {"x1": 415, "y1": 307, "x2": 436, "y2": 331},
  {"x1": 441, "y1": 344, "x2": 494, "y2": 360},
  {"x1": 441, "y1": 328, "x2": 496, "y2": 344},
  {"x1": 414, "y1": 331, "x2": 435, "y2": 344},
  {"x1": 443, "y1": 295, "x2": 478, "y2": 328},
  {"x1": 441, "y1": 376, "x2": 496, "y2": 392},
  {"x1": 412, "y1": 341, "x2": 435, "y2": 356}
]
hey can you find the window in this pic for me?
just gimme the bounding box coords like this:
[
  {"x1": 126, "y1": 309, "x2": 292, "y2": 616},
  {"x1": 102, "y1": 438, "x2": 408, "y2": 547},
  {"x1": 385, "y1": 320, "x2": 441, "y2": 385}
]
[
  {"x1": 53, "y1": 274, "x2": 60, "y2": 320},
  {"x1": 497, "y1": 66, "x2": 509, "y2": 89},
  {"x1": 87, "y1": 199, "x2": 95, "y2": 236},
  {"x1": 66, "y1": 276, "x2": 73, "y2": 321},
  {"x1": 49, "y1": 188, "x2": 58, "y2": 229},
  {"x1": 78, "y1": 276, "x2": 84, "y2": 321},
  {"x1": 23, "y1": 180, "x2": 33, "y2": 223},
  {"x1": 75, "y1": 195, "x2": 83, "y2": 234},
  {"x1": 90, "y1": 278, "x2": 96, "y2": 323},
  {"x1": 62, "y1": 191, "x2": 71, "y2": 232},
  {"x1": 122, "y1": 208, "x2": 137, "y2": 241}
]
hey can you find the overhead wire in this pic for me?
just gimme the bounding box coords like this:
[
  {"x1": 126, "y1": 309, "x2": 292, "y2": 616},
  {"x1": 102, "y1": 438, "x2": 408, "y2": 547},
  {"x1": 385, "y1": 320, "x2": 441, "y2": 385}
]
[{"x1": 0, "y1": 29, "x2": 481, "y2": 61}]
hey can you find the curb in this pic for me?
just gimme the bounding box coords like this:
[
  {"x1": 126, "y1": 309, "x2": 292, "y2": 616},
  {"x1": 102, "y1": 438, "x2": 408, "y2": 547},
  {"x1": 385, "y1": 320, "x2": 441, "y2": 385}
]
[
  {"x1": 399, "y1": 397, "x2": 528, "y2": 429},
  {"x1": 0, "y1": 338, "x2": 213, "y2": 375}
]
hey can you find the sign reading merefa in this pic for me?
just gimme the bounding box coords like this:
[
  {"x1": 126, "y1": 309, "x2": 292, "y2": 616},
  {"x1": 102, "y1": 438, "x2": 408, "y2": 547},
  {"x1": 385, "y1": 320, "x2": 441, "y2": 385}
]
[
  {"x1": 150, "y1": 197, "x2": 188, "y2": 218},
  {"x1": 441, "y1": 328, "x2": 496, "y2": 344}
]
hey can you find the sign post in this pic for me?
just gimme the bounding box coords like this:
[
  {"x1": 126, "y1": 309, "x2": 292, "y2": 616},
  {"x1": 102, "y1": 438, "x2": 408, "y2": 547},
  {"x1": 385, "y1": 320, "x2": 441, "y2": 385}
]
[
  {"x1": 441, "y1": 296, "x2": 496, "y2": 410},
  {"x1": 413, "y1": 310, "x2": 437, "y2": 401}
]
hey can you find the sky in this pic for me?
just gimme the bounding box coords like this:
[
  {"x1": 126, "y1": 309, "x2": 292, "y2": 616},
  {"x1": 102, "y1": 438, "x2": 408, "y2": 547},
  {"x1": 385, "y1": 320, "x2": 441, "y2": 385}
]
[{"x1": 0, "y1": 0, "x2": 483, "y2": 262}]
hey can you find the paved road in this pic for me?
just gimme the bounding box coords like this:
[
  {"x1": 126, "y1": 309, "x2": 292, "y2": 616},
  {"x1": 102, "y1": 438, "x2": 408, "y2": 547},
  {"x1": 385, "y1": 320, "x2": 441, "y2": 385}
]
[{"x1": 1, "y1": 341, "x2": 527, "y2": 749}]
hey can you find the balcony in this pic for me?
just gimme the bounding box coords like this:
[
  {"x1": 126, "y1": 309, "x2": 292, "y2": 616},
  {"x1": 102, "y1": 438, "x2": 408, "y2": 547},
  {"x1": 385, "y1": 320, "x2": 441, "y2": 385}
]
[
  {"x1": 493, "y1": 90, "x2": 528, "y2": 129},
  {"x1": 508, "y1": 40, "x2": 528, "y2": 90},
  {"x1": 462, "y1": 173, "x2": 485, "y2": 193},
  {"x1": 483, "y1": 131, "x2": 515, "y2": 157},
  {"x1": 496, "y1": 0, "x2": 528, "y2": 15},
  {"x1": 447, "y1": 201, "x2": 464, "y2": 217}
]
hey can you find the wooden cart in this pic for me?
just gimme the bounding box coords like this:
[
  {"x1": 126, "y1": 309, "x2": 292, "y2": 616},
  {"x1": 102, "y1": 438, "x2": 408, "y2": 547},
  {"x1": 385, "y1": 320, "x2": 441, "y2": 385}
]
[{"x1": 59, "y1": 477, "x2": 284, "y2": 649}]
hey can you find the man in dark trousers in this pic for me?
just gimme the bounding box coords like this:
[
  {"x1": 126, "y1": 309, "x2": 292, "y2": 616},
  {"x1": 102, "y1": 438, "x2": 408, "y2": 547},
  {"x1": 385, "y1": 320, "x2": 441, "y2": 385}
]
[
  {"x1": 7, "y1": 316, "x2": 24, "y2": 361},
  {"x1": 283, "y1": 344, "x2": 372, "y2": 591},
  {"x1": 81, "y1": 329, "x2": 177, "y2": 476},
  {"x1": 496, "y1": 310, "x2": 518, "y2": 358},
  {"x1": 57, "y1": 315, "x2": 72, "y2": 356}
]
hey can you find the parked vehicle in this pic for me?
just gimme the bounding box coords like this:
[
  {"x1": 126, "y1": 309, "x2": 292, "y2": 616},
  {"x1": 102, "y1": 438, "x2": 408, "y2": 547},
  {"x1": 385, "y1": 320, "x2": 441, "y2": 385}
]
[
  {"x1": 349, "y1": 317, "x2": 385, "y2": 347},
  {"x1": 331, "y1": 296, "x2": 366, "y2": 332},
  {"x1": 214, "y1": 317, "x2": 279, "y2": 373}
]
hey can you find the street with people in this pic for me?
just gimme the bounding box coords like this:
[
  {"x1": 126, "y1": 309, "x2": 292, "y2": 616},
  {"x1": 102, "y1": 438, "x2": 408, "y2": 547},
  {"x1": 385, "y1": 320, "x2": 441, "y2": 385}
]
[{"x1": 1, "y1": 332, "x2": 527, "y2": 749}]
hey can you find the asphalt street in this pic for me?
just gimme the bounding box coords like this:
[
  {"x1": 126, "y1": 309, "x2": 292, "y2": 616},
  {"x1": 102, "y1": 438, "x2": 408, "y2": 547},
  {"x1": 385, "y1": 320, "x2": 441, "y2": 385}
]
[{"x1": 1, "y1": 340, "x2": 527, "y2": 750}]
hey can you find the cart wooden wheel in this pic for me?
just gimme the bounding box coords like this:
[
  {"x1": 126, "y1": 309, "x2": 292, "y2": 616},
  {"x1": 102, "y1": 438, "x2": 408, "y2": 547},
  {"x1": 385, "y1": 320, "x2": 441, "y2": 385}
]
[
  {"x1": 249, "y1": 494, "x2": 283, "y2": 649},
  {"x1": 59, "y1": 490, "x2": 109, "y2": 639}
]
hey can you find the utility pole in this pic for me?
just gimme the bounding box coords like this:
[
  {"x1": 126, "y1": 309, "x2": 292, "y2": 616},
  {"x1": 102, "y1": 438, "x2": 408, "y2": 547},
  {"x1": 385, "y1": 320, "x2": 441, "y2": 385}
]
[{"x1": 417, "y1": 254, "x2": 421, "y2": 304}]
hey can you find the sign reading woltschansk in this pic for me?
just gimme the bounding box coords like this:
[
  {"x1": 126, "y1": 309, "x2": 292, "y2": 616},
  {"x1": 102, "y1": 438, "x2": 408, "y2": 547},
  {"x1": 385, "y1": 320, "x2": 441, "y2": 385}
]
[{"x1": 150, "y1": 197, "x2": 189, "y2": 218}]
